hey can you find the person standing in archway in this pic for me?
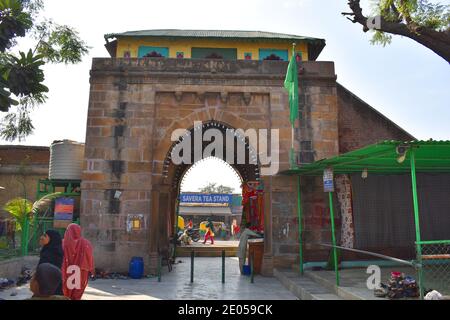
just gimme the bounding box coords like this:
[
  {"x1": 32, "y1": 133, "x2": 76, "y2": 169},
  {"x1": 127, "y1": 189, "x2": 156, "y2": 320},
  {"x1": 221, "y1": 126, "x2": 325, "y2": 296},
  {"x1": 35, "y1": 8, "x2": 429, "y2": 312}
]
[{"x1": 203, "y1": 218, "x2": 215, "y2": 245}]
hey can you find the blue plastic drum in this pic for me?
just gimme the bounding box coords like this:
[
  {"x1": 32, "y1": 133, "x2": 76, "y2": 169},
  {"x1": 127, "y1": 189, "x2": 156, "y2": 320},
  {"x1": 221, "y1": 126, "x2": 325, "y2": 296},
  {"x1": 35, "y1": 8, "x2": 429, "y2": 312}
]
[{"x1": 129, "y1": 257, "x2": 144, "y2": 279}]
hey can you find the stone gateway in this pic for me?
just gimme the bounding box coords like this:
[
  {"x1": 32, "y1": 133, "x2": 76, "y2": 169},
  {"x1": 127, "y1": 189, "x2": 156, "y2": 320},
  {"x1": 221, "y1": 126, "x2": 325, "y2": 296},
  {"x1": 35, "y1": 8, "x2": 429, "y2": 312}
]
[{"x1": 81, "y1": 30, "x2": 412, "y2": 275}]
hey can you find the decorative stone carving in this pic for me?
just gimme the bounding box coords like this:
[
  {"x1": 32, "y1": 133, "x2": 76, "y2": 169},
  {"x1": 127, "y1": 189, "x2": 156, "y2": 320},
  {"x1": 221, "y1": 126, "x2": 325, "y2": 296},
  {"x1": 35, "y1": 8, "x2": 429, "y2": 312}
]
[
  {"x1": 197, "y1": 91, "x2": 205, "y2": 103},
  {"x1": 243, "y1": 92, "x2": 252, "y2": 106},
  {"x1": 174, "y1": 91, "x2": 183, "y2": 102},
  {"x1": 220, "y1": 92, "x2": 229, "y2": 104}
]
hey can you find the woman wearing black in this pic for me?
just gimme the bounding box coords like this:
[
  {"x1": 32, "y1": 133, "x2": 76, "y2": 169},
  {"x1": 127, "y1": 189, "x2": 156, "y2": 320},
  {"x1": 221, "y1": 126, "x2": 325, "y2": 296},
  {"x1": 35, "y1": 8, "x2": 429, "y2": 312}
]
[{"x1": 38, "y1": 230, "x2": 64, "y2": 295}]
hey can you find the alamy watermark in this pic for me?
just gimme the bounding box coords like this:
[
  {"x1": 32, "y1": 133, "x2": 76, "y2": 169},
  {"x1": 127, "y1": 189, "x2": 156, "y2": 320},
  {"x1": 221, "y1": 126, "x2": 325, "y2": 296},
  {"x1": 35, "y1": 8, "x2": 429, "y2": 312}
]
[
  {"x1": 170, "y1": 121, "x2": 280, "y2": 176},
  {"x1": 366, "y1": 16, "x2": 382, "y2": 30},
  {"x1": 366, "y1": 265, "x2": 381, "y2": 290},
  {"x1": 66, "y1": 265, "x2": 82, "y2": 290}
]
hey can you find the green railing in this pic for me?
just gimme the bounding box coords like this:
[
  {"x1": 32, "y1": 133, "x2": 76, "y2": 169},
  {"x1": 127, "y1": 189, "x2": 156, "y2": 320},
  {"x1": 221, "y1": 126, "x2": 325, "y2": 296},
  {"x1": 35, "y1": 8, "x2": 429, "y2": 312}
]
[
  {"x1": 20, "y1": 215, "x2": 80, "y2": 257},
  {"x1": 416, "y1": 240, "x2": 450, "y2": 297},
  {"x1": 0, "y1": 220, "x2": 21, "y2": 261}
]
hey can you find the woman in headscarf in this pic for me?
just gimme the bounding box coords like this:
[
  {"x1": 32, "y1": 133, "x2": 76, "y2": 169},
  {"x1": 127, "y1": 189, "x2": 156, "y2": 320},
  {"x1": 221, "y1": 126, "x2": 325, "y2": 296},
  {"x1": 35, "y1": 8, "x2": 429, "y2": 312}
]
[
  {"x1": 62, "y1": 224, "x2": 94, "y2": 300},
  {"x1": 38, "y1": 230, "x2": 64, "y2": 295},
  {"x1": 39, "y1": 230, "x2": 64, "y2": 267}
]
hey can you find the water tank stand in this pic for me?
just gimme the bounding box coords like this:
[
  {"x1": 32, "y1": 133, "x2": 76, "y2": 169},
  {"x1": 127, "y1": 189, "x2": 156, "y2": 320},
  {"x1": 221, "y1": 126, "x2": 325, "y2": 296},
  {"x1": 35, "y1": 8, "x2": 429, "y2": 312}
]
[{"x1": 36, "y1": 179, "x2": 81, "y2": 199}]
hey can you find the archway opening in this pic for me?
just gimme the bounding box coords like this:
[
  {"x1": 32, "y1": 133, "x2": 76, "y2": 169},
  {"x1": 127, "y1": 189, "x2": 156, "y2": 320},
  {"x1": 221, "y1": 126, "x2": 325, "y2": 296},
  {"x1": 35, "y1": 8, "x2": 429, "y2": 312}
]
[
  {"x1": 179, "y1": 156, "x2": 243, "y2": 244},
  {"x1": 160, "y1": 120, "x2": 266, "y2": 259}
]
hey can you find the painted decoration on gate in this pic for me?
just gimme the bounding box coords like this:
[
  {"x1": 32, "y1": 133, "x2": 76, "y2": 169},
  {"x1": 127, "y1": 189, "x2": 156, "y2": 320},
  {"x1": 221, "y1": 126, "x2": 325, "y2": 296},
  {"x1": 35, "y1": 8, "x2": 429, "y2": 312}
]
[{"x1": 54, "y1": 198, "x2": 74, "y2": 221}]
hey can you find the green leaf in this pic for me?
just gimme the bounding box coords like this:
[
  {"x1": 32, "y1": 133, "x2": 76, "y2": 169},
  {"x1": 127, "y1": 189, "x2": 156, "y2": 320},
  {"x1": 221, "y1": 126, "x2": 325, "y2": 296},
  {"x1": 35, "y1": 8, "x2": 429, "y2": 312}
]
[
  {"x1": 370, "y1": 30, "x2": 393, "y2": 46},
  {"x1": 3, "y1": 198, "x2": 33, "y2": 231}
]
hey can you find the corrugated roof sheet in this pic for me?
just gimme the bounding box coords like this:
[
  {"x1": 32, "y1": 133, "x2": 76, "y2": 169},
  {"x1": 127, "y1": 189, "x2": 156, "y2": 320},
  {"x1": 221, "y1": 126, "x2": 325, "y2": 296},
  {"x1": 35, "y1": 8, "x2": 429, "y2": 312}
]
[
  {"x1": 105, "y1": 29, "x2": 324, "y2": 43},
  {"x1": 281, "y1": 140, "x2": 450, "y2": 175}
]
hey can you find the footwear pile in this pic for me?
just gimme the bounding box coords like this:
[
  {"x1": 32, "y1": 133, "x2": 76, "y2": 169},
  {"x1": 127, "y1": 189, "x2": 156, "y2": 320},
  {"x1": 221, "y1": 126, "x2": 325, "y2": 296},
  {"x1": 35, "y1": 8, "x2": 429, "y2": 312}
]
[
  {"x1": 0, "y1": 278, "x2": 15, "y2": 290},
  {"x1": 16, "y1": 268, "x2": 33, "y2": 286},
  {"x1": 375, "y1": 272, "x2": 419, "y2": 299},
  {"x1": 91, "y1": 269, "x2": 130, "y2": 280}
]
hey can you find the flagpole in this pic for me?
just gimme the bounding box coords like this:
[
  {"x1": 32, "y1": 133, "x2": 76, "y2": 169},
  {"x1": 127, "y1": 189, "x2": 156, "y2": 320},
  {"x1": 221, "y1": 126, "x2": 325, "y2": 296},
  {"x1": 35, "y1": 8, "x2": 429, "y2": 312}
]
[{"x1": 290, "y1": 42, "x2": 296, "y2": 169}]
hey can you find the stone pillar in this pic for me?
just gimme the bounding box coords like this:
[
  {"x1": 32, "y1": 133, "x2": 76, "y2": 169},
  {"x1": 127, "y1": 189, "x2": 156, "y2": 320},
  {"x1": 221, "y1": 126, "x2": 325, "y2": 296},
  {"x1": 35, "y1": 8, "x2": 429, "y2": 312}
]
[
  {"x1": 261, "y1": 176, "x2": 274, "y2": 276},
  {"x1": 149, "y1": 189, "x2": 160, "y2": 273}
]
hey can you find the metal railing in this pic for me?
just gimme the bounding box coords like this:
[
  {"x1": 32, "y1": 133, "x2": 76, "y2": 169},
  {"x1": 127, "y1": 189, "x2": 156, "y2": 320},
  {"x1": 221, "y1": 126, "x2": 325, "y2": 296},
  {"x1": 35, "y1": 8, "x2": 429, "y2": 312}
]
[
  {"x1": 318, "y1": 242, "x2": 450, "y2": 299},
  {"x1": 320, "y1": 243, "x2": 416, "y2": 267},
  {"x1": 318, "y1": 243, "x2": 421, "y2": 298},
  {"x1": 0, "y1": 215, "x2": 80, "y2": 260},
  {"x1": 0, "y1": 219, "x2": 20, "y2": 261},
  {"x1": 417, "y1": 240, "x2": 450, "y2": 296},
  {"x1": 183, "y1": 250, "x2": 255, "y2": 284}
]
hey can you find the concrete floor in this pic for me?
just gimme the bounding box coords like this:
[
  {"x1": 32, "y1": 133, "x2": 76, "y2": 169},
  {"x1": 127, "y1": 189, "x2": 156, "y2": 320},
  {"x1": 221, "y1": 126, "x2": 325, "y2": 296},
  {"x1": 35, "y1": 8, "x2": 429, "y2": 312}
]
[{"x1": 0, "y1": 257, "x2": 298, "y2": 300}]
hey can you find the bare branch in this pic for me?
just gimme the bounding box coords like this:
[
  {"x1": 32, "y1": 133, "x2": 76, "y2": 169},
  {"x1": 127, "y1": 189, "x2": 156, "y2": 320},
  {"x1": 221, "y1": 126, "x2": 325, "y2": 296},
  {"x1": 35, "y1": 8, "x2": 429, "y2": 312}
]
[{"x1": 344, "y1": 0, "x2": 450, "y2": 63}]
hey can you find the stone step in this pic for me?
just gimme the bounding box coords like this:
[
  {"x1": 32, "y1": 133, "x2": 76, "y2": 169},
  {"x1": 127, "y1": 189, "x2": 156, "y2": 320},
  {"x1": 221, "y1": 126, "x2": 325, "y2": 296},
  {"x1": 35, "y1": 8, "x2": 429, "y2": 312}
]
[
  {"x1": 274, "y1": 269, "x2": 343, "y2": 300},
  {"x1": 176, "y1": 246, "x2": 238, "y2": 257},
  {"x1": 303, "y1": 270, "x2": 384, "y2": 300}
]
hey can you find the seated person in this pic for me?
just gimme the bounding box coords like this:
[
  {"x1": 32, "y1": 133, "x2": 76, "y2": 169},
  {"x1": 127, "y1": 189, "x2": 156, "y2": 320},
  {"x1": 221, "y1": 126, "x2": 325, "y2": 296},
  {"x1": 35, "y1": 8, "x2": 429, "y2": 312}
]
[
  {"x1": 178, "y1": 229, "x2": 192, "y2": 245},
  {"x1": 238, "y1": 223, "x2": 262, "y2": 274},
  {"x1": 29, "y1": 263, "x2": 69, "y2": 300}
]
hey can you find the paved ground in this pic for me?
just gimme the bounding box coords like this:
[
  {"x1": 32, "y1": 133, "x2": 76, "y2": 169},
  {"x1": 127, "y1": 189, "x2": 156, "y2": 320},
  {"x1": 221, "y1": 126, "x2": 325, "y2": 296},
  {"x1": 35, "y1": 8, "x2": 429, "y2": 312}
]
[{"x1": 0, "y1": 257, "x2": 298, "y2": 300}]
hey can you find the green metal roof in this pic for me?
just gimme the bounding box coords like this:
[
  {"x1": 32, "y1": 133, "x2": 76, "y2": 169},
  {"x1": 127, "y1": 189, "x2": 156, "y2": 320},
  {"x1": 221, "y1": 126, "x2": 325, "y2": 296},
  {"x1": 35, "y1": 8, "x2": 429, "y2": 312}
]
[
  {"x1": 282, "y1": 140, "x2": 450, "y2": 176},
  {"x1": 105, "y1": 29, "x2": 323, "y2": 42},
  {"x1": 104, "y1": 29, "x2": 326, "y2": 60}
]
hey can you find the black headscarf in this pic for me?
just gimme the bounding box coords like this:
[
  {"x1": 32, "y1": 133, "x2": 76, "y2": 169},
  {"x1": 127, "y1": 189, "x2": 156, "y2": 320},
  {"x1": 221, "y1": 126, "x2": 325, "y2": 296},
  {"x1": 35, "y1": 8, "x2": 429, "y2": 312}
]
[
  {"x1": 34, "y1": 263, "x2": 62, "y2": 296},
  {"x1": 38, "y1": 230, "x2": 64, "y2": 269}
]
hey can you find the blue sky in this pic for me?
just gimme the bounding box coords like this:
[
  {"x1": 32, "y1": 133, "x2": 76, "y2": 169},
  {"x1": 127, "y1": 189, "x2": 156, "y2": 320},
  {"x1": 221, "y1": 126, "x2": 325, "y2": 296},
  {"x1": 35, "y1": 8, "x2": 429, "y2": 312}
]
[{"x1": 2, "y1": 0, "x2": 449, "y2": 191}]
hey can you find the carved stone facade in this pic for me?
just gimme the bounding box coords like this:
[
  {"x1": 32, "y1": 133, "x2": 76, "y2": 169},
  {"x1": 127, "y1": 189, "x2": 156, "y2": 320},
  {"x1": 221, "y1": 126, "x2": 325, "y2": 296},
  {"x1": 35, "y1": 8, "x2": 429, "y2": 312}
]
[{"x1": 82, "y1": 57, "x2": 411, "y2": 274}]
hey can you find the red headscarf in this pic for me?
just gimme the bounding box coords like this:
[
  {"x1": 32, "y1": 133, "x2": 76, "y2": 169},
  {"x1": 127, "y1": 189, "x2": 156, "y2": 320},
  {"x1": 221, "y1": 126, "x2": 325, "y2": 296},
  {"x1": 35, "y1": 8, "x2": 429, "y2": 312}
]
[{"x1": 63, "y1": 224, "x2": 94, "y2": 273}]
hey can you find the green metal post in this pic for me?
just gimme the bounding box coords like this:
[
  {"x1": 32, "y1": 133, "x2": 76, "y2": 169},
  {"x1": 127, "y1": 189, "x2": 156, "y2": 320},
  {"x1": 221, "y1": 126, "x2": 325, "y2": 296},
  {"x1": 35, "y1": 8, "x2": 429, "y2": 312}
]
[
  {"x1": 328, "y1": 192, "x2": 340, "y2": 287},
  {"x1": 190, "y1": 250, "x2": 194, "y2": 283},
  {"x1": 297, "y1": 176, "x2": 304, "y2": 275},
  {"x1": 173, "y1": 197, "x2": 180, "y2": 260},
  {"x1": 21, "y1": 214, "x2": 29, "y2": 256},
  {"x1": 222, "y1": 250, "x2": 225, "y2": 284},
  {"x1": 410, "y1": 149, "x2": 424, "y2": 299},
  {"x1": 31, "y1": 212, "x2": 37, "y2": 253}
]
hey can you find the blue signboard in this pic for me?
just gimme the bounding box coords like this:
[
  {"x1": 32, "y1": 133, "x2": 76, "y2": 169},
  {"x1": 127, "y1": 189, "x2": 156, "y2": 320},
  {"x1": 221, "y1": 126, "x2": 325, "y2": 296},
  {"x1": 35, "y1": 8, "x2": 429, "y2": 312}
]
[
  {"x1": 323, "y1": 168, "x2": 334, "y2": 193},
  {"x1": 180, "y1": 193, "x2": 232, "y2": 204}
]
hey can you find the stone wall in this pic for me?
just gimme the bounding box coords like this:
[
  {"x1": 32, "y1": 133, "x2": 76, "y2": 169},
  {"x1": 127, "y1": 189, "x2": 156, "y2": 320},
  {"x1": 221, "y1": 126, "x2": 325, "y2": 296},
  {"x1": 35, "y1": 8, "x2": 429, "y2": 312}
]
[
  {"x1": 0, "y1": 256, "x2": 39, "y2": 279},
  {"x1": 337, "y1": 83, "x2": 414, "y2": 153},
  {"x1": 289, "y1": 83, "x2": 417, "y2": 265},
  {"x1": 0, "y1": 146, "x2": 49, "y2": 218},
  {"x1": 82, "y1": 58, "x2": 339, "y2": 273}
]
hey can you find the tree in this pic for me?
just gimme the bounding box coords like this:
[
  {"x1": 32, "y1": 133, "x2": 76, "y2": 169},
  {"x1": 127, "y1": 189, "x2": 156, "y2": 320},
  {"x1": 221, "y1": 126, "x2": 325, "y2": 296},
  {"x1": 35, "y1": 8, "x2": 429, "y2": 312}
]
[
  {"x1": 199, "y1": 182, "x2": 235, "y2": 194},
  {"x1": 216, "y1": 185, "x2": 235, "y2": 194},
  {"x1": 4, "y1": 197, "x2": 32, "y2": 231},
  {"x1": 343, "y1": 0, "x2": 450, "y2": 63},
  {"x1": 0, "y1": 0, "x2": 89, "y2": 141}
]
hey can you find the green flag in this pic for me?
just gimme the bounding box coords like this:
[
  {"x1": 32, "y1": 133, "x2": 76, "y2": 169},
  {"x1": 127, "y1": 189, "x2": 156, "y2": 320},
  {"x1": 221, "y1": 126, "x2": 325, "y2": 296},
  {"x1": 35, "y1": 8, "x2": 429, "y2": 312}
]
[{"x1": 284, "y1": 51, "x2": 299, "y2": 126}]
